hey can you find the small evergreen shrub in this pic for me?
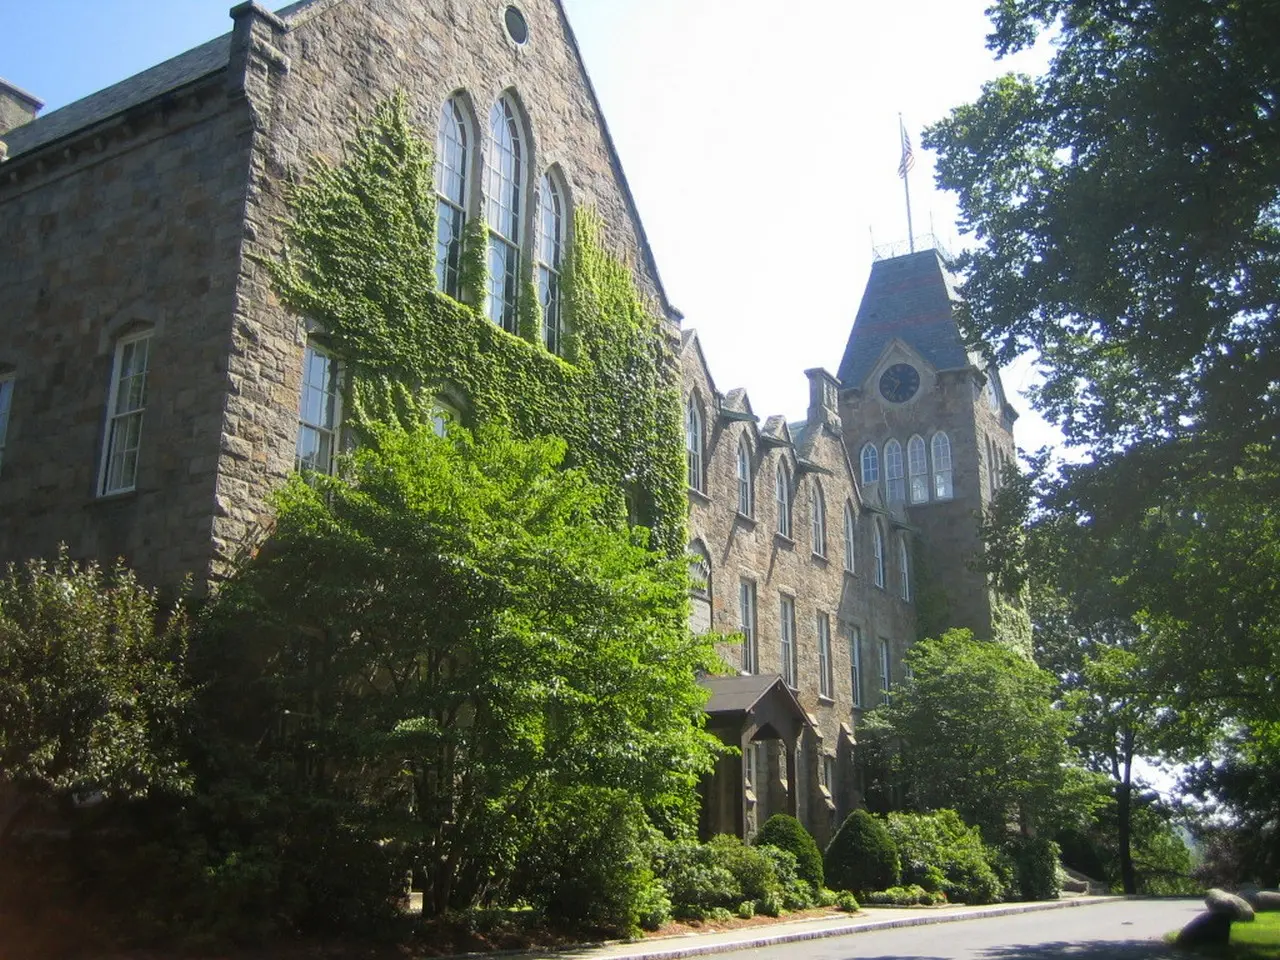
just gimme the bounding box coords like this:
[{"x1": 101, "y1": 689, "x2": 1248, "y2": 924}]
[
  {"x1": 885, "y1": 810, "x2": 1004, "y2": 905},
  {"x1": 836, "y1": 890, "x2": 860, "y2": 912},
  {"x1": 755, "y1": 815, "x2": 824, "y2": 889},
  {"x1": 1007, "y1": 836, "x2": 1062, "y2": 902},
  {"x1": 736, "y1": 900, "x2": 756, "y2": 919},
  {"x1": 756, "y1": 891, "x2": 783, "y2": 916},
  {"x1": 816, "y1": 886, "x2": 838, "y2": 908},
  {"x1": 825, "y1": 810, "x2": 901, "y2": 895},
  {"x1": 757, "y1": 845, "x2": 815, "y2": 909},
  {"x1": 865, "y1": 884, "x2": 932, "y2": 906},
  {"x1": 652, "y1": 839, "x2": 740, "y2": 919},
  {"x1": 706, "y1": 834, "x2": 780, "y2": 902}
]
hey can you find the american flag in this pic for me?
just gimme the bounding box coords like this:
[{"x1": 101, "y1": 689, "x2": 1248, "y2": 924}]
[{"x1": 898, "y1": 122, "x2": 915, "y2": 179}]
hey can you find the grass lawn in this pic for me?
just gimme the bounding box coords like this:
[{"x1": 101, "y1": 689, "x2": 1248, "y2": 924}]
[
  {"x1": 1230, "y1": 913, "x2": 1280, "y2": 959},
  {"x1": 1174, "y1": 912, "x2": 1280, "y2": 960}
]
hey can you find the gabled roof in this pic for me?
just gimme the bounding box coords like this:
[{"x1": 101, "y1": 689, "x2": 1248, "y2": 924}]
[
  {"x1": 2, "y1": 34, "x2": 232, "y2": 158},
  {"x1": 699, "y1": 674, "x2": 811, "y2": 726},
  {"x1": 837, "y1": 249, "x2": 972, "y2": 389}
]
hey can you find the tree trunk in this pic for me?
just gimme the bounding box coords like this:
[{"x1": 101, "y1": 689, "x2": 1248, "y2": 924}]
[{"x1": 1117, "y1": 729, "x2": 1137, "y2": 895}]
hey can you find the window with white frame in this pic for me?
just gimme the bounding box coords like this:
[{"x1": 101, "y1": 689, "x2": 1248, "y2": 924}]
[
  {"x1": 0, "y1": 373, "x2": 12, "y2": 476},
  {"x1": 849, "y1": 624, "x2": 864, "y2": 708},
  {"x1": 931, "y1": 431, "x2": 953, "y2": 500},
  {"x1": 780, "y1": 594, "x2": 797, "y2": 688},
  {"x1": 899, "y1": 533, "x2": 911, "y2": 601},
  {"x1": 745, "y1": 740, "x2": 760, "y2": 790},
  {"x1": 817, "y1": 611, "x2": 833, "y2": 699},
  {"x1": 685, "y1": 396, "x2": 704, "y2": 492},
  {"x1": 431, "y1": 399, "x2": 462, "y2": 438},
  {"x1": 737, "y1": 436, "x2": 753, "y2": 516},
  {"x1": 295, "y1": 341, "x2": 343, "y2": 475},
  {"x1": 884, "y1": 438, "x2": 905, "y2": 502},
  {"x1": 485, "y1": 96, "x2": 524, "y2": 333},
  {"x1": 873, "y1": 522, "x2": 886, "y2": 588},
  {"x1": 810, "y1": 482, "x2": 826, "y2": 556},
  {"x1": 822, "y1": 753, "x2": 836, "y2": 794},
  {"x1": 740, "y1": 579, "x2": 758, "y2": 674},
  {"x1": 860, "y1": 443, "x2": 879, "y2": 484},
  {"x1": 908, "y1": 434, "x2": 928, "y2": 503},
  {"x1": 537, "y1": 171, "x2": 566, "y2": 354},
  {"x1": 435, "y1": 96, "x2": 470, "y2": 299},
  {"x1": 879, "y1": 638, "x2": 892, "y2": 704},
  {"x1": 843, "y1": 502, "x2": 856, "y2": 573},
  {"x1": 776, "y1": 461, "x2": 792, "y2": 538},
  {"x1": 99, "y1": 331, "x2": 151, "y2": 496}
]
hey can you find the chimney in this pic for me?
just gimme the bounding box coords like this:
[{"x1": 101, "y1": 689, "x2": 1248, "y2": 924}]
[
  {"x1": 0, "y1": 77, "x2": 43, "y2": 139},
  {"x1": 805, "y1": 367, "x2": 842, "y2": 431}
]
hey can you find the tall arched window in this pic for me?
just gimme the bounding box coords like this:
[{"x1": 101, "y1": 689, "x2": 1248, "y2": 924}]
[
  {"x1": 908, "y1": 434, "x2": 928, "y2": 503},
  {"x1": 884, "y1": 439, "x2": 905, "y2": 503},
  {"x1": 860, "y1": 443, "x2": 879, "y2": 484},
  {"x1": 537, "y1": 171, "x2": 566, "y2": 354},
  {"x1": 873, "y1": 522, "x2": 886, "y2": 588},
  {"x1": 898, "y1": 534, "x2": 911, "y2": 601},
  {"x1": 775, "y1": 461, "x2": 792, "y2": 539},
  {"x1": 810, "y1": 482, "x2": 827, "y2": 557},
  {"x1": 685, "y1": 396, "x2": 704, "y2": 492},
  {"x1": 931, "y1": 431, "x2": 953, "y2": 500},
  {"x1": 843, "y1": 502, "x2": 856, "y2": 573},
  {"x1": 485, "y1": 96, "x2": 524, "y2": 333},
  {"x1": 435, "y1": 96, "x2": 470, "y2": 299},
  {"x1": 736, "y1": 436, "x2": 753, "y2": 516}
]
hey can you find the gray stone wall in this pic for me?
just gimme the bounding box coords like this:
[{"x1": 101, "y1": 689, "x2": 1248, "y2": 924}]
[
  {"x1": 210, "y1": 0, "x2": 678, "y2": 577},
  {"x1": 0, "y1": 80, "x2": 254, "y2": 585},
  {"x1": 682, "y1": 336, "x2": 916, "y2": 846},
  {"x1": 0, "y1": 79, "x2": 41, "y2": 139}
]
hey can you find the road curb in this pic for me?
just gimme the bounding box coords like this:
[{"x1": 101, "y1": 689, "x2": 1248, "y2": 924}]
[{"x1": 496, "y1": 896, "x2": 1120, "y2": 960}]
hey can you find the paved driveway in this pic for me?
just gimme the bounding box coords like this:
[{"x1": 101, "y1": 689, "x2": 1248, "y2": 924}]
[{"x1": 721, "y1": 898, "x2": 1201, "y2": 960}]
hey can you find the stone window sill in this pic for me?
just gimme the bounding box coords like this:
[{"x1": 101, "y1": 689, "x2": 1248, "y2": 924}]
[
  {"x1": 774, "y1": 532, "x2": 796, "y2": 549},
  {"x1": 688, "y1": 486, "x2": 712, "y2": 505},
  {"x1": 735, "y1": 511, "x2": 756, "y2": 528},
  {"x1": 811, "y1": 551, "x2": 828, "y2": 565},
  {"x1": 817, "y1": 695, "x2": 836, "y2": 706}
]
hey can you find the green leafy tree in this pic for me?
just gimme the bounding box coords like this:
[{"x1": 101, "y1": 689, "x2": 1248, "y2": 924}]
[
  {"x1": 210, "y1": 420, "x2": 720, "y2": 918},
  {"x1": 0, "y1": 551, "x2": 191, "y2": 838},
  {"x1": 874, "y1": 629, "x2": 1094, "y2": 841}
]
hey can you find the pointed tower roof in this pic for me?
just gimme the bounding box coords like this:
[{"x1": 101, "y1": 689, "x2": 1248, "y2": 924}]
[{"x1": 837, "y1": 249, "x2": 971, "y2": 388}]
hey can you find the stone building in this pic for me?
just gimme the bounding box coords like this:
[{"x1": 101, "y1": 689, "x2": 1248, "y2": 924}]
[{"x1": 0, "y1": 1, "x2": 1014, "y2": 845}]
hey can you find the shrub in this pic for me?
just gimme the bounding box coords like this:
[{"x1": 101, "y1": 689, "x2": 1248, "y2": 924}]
[
  {"x1": 816, "y1": 886, "x2": 838, "y2": 907},
  {"x1": 825, "y1": 810, "x2": 900, "y2": 895},
  {"x1": 1007, "y1": 835, "x2": 1062, "y2": 902},
  {"x1": 736, "y1": 900, "x2": 755, "y2": 919},
  {"x1": 835, "y1": 890, "x2": 860, "y2": 912},
  {"x1": 653, "y1": 839, "x2": 740, "y2": 919},
  {"x1": 706, "y1": 834, "x2": 780, "y2": 903},
  {"x1": 756, "y1": 891, "x2": 783, "y2": 916},
  {"x1": 511, "y1": 787, "x2": 667, "y2": 936},
  {"x1": 755, "y1": 815, "x2": 824, "y2": 888},
  {"x1": 885, "y1": 810, "x2": 1004, "y2": 905},
  {"x1": 865, "y1": 884, "x2": 931, "y2": 906},
  {"x1": 757, "y1": 844, "x2": 815, "y2": 909}
]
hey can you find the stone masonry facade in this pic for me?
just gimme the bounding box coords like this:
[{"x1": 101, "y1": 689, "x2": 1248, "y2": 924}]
[{"x1": 1, "y1": 1, "x2": 1014, "y2": 844}]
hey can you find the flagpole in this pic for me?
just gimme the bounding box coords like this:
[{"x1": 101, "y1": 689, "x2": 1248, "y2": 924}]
[{"x1": 900, "y1": 114, "x2": 915, "y2": 253}]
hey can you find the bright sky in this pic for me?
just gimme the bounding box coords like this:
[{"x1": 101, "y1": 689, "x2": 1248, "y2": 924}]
[{"x1": 1, "y1": 0, "x2": 1061, "y2": 453}]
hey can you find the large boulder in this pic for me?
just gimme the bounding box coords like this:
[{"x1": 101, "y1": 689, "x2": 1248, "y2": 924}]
[
  {"x1": 1206, "y1": 887, "x2": 1256, "y2": 921},
  {"x1": 1175, "y1": 911, "x2": 1233, "y2": 947},
  {"x1": 1242, "y1": 888, "x2": 1280, "y2": 912}
]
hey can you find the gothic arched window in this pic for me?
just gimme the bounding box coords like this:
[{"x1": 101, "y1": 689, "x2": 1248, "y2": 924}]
[
  {"x1": 931, "y1": 431, "x2": 953, "y2": 500},
  {"x1": 811, "y1": 481, "x2": 827, "y2": 557},
  {"x1": 537, "y1": 170, "x2": 566, "y2": 354},
  {"x1": 435, "y1": 96, "x2": 471, "y2": 299},
  {"x1": 776, "y1": 461, "x2": 792, "y2": 539},
  {"x1": 843, "y1": 501, "x2": 856, "y2": 574},
  {"x1": 884, "y1": 439, "x2": 905, "y2": 503},
  {"x1": 873, "y1": 521, "x2": 886, "y2": 588},
  {"x1": 736, "y1": 435, "x2": 753, "y2": 516},
  {"x1": 860, "y1": 443, "x2": 879, "y2": 484},
  {"x1": 908, "y1": 434, "x2": 928, "y2": 503},
  {"x1": 485, "y1": 95, "x2": 525, "y2": 333},
  {"x1": 685, "y1": 396, "x2": 704, "y2": 493}
]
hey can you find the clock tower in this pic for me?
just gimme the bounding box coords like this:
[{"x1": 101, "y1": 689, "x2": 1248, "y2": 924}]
[{"x1": 836, "y1": 249, "x2": 1018, "y2": 642}]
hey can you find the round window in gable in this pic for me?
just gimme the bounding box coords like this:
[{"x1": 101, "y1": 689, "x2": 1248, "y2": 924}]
[{"x1": 504, "y1": 5, "x2": 529, "y2": 44}]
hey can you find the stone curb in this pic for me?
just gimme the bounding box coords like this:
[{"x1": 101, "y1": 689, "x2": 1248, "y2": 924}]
[{"x1": 466, "y1": 896, "x2": 1119, "y2": 960}]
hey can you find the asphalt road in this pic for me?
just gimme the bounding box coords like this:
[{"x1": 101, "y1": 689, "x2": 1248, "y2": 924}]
[{"x1": 721, "y1": 899, "x2": 1203, "y2": 960}]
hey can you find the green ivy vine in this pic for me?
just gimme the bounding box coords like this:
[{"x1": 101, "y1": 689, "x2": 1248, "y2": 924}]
[{"x1": 267, "y1": 92, "x2": 687, "y2": 557}]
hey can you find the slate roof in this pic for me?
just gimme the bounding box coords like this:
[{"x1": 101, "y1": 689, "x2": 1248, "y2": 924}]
[
  {"x1": 699, "y1": 674, "x2": 808, "y2": 723},
  {"x1": 836, "y1": 249, "x2": 971, "y2": 390},
  {"x1": 2, "y1": 35, "x2": 232, "y2": 158}
]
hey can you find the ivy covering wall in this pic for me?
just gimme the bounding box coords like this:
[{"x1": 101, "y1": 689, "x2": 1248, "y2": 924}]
[{"x1": 268, "y1": 93, "x2": 687, "y2": 556}]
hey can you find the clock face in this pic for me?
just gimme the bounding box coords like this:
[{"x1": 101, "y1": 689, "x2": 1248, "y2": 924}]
[{"x1": 879, "y1": 363, "x2": 920, "y2": 403}]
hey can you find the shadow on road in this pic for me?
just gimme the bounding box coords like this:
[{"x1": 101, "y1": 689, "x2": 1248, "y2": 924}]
[{"x1": 977, "y1": 939, "x2": 1181, "y2": 959}]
